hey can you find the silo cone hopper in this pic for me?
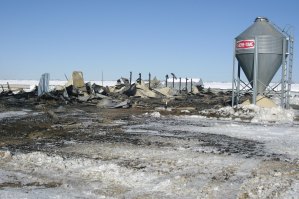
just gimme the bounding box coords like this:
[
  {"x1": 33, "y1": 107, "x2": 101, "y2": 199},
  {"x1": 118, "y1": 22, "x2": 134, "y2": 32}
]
[{"x1": 232, "y1": 17, "x2": 290, "y2": 107}]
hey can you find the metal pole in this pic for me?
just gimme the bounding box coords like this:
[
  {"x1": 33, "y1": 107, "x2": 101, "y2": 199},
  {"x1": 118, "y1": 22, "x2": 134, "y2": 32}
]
[
  {"x1": 165, "y1": 75, "x2": 168, "y2": 87},
  {"x1": 191, "y1": 78, "x2": 193, "y2": 93},
  {"x1": 185, "y1": 78, "x2": 188, "y2": 93},
  {"x1": 179, "y1": 77, "x2": 181, "y2": 93},
  {"x1": 237, "y1": 63, "x2": 241, "y2": 104},
  {"x1": 232, "y1": 39, "x2": 236, "y2": 106},
  {"x1": 139, "y1": 73, "x2": 141, "y2": 82},
  {"x1": 281, "y1": 38, "x2": 287, "y2": 108},
  {"x1": 253, "y1": 36, "x2": 258, "y2": 105},
  {"x1": 129, "y1": 71, "x2": 132, "y2": 86},
  {"x1": 287, "y1": 35, "x2": 294, "y2": 109},
  {"x1": 148, "y1": 73, "x2": 151, "y2": 89},
  {"x1": 172, "y1": 76, "x2": 174, "y2": 88}
]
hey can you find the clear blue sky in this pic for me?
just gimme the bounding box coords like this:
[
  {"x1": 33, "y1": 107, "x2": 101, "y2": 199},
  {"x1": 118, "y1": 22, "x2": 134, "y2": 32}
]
[{"x1": 0, "y1": 0, "x2": 298, "y2": 82}]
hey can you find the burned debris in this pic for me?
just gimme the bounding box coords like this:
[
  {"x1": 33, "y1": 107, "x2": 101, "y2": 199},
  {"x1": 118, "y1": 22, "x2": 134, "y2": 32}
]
[{"x1": 0, "y1": 71, "x2": 236, "y2": 112}]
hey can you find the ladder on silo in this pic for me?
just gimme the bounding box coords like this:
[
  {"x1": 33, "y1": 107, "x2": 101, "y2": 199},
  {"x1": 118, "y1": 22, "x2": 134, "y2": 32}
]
[
  {"x1": 272, "y1": 23, "x2": 294, "y2": 109},
  {"x1": 286, "y1": 35, "x2": 294, "y2": 109}
]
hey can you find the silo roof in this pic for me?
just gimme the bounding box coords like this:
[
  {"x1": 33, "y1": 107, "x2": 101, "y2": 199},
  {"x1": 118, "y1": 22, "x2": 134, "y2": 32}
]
[{"x1": 236, "y1": 17, "x2": 285, "y2": 40}]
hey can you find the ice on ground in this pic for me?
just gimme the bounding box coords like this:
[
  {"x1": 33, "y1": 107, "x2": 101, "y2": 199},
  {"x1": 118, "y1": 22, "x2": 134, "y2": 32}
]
[
  {"x1": 200, "y1": 104, "x2": 295, "y2": 123},
  {"x1": 1, "y1": 130, "x2": 298, "y2": 198},
  {"x1": 170, "y1": 115, "x2": 299, "y2": 161},
  {"x1": 0, "y1": 151, "x2": 157, "y2": 198},
  {"x1": 0, "y1": 111, "x2": 29, "y2": 121},
  {"x1": 0, "y1": 146, "x2": 263, "y2": 198},
  {"x1": 1, "y1": 112, "x2": 299, "y2": 198}
]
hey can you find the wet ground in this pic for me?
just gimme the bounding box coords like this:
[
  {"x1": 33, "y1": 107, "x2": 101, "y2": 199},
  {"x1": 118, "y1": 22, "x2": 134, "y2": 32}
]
[
  {"x1": 0, "y1": 95, "x2": 299, "y2": 198},
  {"x1": 0, "y1": 90, "x2": 234, "y2": 153},
  {"x1": 0, "y1": 98, "x2": 267, "y2": 159}
]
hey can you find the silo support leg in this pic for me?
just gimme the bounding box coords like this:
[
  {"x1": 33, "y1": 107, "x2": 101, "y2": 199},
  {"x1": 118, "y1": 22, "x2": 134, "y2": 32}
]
[{"x1": 253, "y1": 36, "x2": 258, "y2": 105}]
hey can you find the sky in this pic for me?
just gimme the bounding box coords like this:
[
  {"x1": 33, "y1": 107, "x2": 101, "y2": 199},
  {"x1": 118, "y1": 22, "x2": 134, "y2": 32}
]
[{"x1": 0, "y1": 0, "x2": 298, "y2": 82}]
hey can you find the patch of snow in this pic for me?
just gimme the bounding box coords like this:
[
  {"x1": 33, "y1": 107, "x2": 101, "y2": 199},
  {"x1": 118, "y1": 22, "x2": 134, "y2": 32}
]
[
  {"x1": 180, "y1": 110, "x2": 190, "y2": 113},
  {"x1": 170, "y1": 115, "x2": 299, "y2": 161},
  {"x1": 250, "y1": 106, "x2": 294, "y2": 123},
  {"x1": 204, "y1": 82, "x2": 232, "y2": 90},
  {"x1": 0, "y1": 111, "x2": 29, "y2": 120},
  {"x1": 0, "y1": 151, "x2": 12, "y2": 159},
  {"x1": 150, "y1": 112, "x2": 161, "y2": 118},
  {"x1": 200, "y1": 105, "x2": 294, "y2": 123},
  {"x1": 0, "y1": 80, "x2": 117, "y2": 92}
]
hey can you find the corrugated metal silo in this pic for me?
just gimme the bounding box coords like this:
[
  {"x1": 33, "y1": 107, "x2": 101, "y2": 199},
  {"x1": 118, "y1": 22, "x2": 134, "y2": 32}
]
[
  {"x1": 232, "y1": 17, "x2": 294, "y2": 108},
  {"x1": 235, "y1": 17, "x2": 286, "y2": 94}
]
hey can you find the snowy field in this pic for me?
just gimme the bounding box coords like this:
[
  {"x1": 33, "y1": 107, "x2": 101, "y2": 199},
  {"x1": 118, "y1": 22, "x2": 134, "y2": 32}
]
[
  {"x1": 1, "y1": 81, "x2": 299, "y2": 198},
  {"x1": 1, "y1": 79, "x2": 299, "y2": 92},
  {"x1": 0, "y1": 108, "x2": 299, "y2": 198}
]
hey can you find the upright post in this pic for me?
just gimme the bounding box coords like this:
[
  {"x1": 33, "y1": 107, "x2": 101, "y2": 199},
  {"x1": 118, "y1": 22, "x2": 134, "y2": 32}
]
[
  {"x1": 185, "y1": 78, "x2": 188, "y2": 93},
  {"x1": 287, "y1": 35, "x2": 294, "y2": 109},
  {"x1": 165, "y1": 75, "x2": 169, "y2": 87},
  {"x1": 237, "y1": 63, "x2": 241, "y2": 104},
  {"x1": 281, "y1": 38, "x2": 287, "y2": 108},
  {"x1": 253, "y1": 36, "x2": 258, "y2": 105},
  {"x1": 129, "y1": 71, "x2": 132, "y2": 86},
  {"x1": 172, "y1": 76, "x2": 175, "y2": 88},
  {"x1": 232, "y1": 39, "x2": 236, "y2": 106},
  {"x1": 179, "y1": 77, "x2": 181, "y2": 93},
  {"x1": 148, "y1": 73, "x2": 151, "y2": 89},
  {"x1": 191, "y1": 79, "x2": 193, "y2": 93},
  {"x1": 139, "y1": 73, "x2": 141, "y2": 84}
]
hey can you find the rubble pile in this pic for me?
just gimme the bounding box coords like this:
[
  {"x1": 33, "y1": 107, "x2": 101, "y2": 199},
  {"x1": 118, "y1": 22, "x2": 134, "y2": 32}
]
[{"x1": 0, "y1": 71, "x2": 235, "y2": 111}]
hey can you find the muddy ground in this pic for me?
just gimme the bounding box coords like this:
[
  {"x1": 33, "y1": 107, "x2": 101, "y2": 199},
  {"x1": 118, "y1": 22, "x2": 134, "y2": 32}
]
[
  {"x1": 0, "y1": 93, "x2": 298, "y2": 198},
  {"x1": 0, "y1": 90, "x2": 233, "y2": 149},
  {"x1": 0, "y1": 89, "x2": 244, "y2": 155}
]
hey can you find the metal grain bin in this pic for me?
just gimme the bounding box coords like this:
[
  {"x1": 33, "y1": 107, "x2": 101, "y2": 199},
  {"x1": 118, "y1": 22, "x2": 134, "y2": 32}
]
[{"x1": 235, "y1": 17, "x2": 287, "y2": 94}]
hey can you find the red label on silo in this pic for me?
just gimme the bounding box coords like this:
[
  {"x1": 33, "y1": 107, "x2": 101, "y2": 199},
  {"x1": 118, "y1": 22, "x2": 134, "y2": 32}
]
[{"x1": 236, "y1": 40, "x2": 255, "y2": 49}]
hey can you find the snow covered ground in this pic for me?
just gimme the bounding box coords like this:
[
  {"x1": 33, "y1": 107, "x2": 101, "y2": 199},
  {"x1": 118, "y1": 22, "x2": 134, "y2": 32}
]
[
  {"x1": 1, "y1": 81, "x2": 299, "y2": 198},
  {"x1": 0, "y1": 105, "x2": 299, "y2": 198},
  {"x1": 1, "y1": 79, "x2": 299, "y2": 91},
  {"x1": 0, "y1": 80, "x2": 117, "y2": 91}
]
